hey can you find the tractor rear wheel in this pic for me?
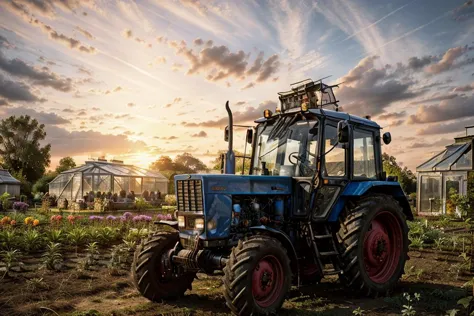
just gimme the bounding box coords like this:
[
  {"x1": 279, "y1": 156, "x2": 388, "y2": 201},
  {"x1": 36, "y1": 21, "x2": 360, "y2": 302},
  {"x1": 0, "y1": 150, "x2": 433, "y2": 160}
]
[
  {"x1": 132, "y1": 232, "x2": 195, "y2": 301},
  {"x1": 337, "y1": 194, "x2": 408, "y2": 295},
  {"x1": 223, "y1": 235, "x2": 292, "y2": 315}
]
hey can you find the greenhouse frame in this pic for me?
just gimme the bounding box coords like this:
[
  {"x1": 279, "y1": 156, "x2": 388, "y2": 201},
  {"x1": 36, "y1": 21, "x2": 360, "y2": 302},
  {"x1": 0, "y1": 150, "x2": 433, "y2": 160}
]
[
  {"x1": 49, "y1": 160, "x2": 169, "y2": 201},
  {"x1": 416, "y1": 126, "x2": 474, "y2": 216}
]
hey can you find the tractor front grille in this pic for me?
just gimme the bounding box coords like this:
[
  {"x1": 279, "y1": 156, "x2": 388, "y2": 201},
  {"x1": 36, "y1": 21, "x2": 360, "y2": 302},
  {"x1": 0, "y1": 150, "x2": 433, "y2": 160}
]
[{"x1": 176, "y1": 179, "x2": 204, "y2": 212}]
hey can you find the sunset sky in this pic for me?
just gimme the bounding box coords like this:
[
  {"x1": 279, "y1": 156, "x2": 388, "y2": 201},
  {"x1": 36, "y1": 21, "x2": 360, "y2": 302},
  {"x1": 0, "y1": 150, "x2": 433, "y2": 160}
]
[{"x1": 0, "y1": 0, "x2": 473, "y2": 172}]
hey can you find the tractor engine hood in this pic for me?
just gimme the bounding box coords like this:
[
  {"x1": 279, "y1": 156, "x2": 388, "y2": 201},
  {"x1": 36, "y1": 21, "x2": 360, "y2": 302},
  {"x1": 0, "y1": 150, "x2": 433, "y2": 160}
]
[{"x1": 174, "y1": 174, "x2": 292, "y2": 240}]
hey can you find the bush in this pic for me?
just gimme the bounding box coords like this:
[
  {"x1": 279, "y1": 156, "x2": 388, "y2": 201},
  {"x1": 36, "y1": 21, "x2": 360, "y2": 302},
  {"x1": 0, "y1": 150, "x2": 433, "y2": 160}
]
[
  {"x1": 135, "y1": 197, "x2": 152, "y2": 210},
  {"x1": 164, "y1": 194, "x2": 176, "y2": 206},
  {"x1": 0, "y1": 192, "x2": 12, "y2": 210},
  {"x1": 12, "y1": 202, "x2": 29, "y2": 212}
]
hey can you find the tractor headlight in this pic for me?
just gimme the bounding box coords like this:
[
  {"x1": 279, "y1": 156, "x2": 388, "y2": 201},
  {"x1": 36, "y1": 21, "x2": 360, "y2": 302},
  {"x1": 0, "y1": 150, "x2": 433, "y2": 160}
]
[
  {"x1": 195, "y1": 218, "x2": 204, "y2": 230},
  {"x1": 178, "y1": 216, "x2": 185, "y2": 228}
]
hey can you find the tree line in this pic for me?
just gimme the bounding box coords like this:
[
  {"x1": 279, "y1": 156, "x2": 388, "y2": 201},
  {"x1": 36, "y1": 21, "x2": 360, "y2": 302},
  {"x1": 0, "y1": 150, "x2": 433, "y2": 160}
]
[{"x1": 0, "y1": 115, "x2": 416, "y2": 200}]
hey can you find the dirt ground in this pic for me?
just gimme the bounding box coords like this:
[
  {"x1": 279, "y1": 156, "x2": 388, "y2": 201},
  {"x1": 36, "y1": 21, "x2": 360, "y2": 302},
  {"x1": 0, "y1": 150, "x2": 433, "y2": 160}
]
[{"x1": 0, "y1": 250, "x2": 472, "y2": 316}]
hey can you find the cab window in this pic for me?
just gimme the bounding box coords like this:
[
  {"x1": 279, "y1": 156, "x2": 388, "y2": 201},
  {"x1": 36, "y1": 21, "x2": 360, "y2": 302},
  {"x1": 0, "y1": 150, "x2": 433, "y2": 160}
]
[
  {"x1": 353, "y1": 129, "x2": 376, "y2": 178},
  {"x1": 324, "y1": 124, "x2": 346, "y2": 177}
]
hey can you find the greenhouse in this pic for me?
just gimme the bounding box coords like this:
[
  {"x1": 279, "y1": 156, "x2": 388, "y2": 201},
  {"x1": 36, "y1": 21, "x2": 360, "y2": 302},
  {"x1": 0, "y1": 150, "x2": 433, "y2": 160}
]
[
  {"x1": 416, "y1": 126, "x2": 474, "y2": 216},
  {"x1": 0, "y1": 169, "x2": 21, "y2": 196},
  {"x1": 48, "y1": 159, "x2": 169, "y2": 202}
]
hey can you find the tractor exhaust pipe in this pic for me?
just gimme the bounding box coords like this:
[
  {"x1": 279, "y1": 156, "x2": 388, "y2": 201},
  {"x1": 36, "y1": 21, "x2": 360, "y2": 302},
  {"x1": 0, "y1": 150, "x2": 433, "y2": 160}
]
[{"x1": 225, "y1": 101, "x2": 235, "y2": 174}]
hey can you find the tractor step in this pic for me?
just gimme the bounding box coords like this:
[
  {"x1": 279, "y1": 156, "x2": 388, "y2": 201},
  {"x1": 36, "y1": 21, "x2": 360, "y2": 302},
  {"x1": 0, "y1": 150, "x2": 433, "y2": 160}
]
[
  {"x1": 319, "y1": 251, "x2": 338, "y2": 257},
  {"x1": 323, "y1": 268, "x2": 341, "y2": 275},
  {"x1": 313, "y1": 234, "x2": 332, "y2": 240}
]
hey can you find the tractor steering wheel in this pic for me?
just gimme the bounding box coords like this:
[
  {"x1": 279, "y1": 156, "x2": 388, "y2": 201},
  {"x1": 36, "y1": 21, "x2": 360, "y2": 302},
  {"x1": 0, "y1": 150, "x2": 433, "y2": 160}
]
[{"x1": 288, "y1": 152, "x2": 301, "y2": 165}]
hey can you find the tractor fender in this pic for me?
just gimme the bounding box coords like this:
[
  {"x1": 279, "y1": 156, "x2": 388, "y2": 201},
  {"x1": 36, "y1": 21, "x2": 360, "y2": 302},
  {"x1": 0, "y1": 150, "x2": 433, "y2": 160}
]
[
  {"x1": 249, "y1": 225, "x2": 299, "y2": 279},
  {"x1": 328, "y1": 181, "x2": 413, "y2": 222},
  {"x1": 154, "y1": 220, "x2": 178, "y2": 231}
]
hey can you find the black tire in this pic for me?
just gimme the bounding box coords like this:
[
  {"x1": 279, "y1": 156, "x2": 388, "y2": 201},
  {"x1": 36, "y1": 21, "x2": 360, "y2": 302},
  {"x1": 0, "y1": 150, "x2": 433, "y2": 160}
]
[
  {"x1": 337, "y1": 194, "x2": 409, "y2": 296},
  {"x1": 223, "y1": 235, "x2": 292, "y2": 315},
  {"x1": 132, "y1": 232, "x2": 195, "y2": 301}
]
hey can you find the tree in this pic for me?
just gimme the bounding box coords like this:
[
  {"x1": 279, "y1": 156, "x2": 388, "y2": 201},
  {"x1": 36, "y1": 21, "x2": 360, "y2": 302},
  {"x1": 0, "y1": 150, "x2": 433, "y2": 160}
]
[
  {"x1": 55, "y1": 156, "x2": 76, "y2": 173},
  {"x1": 32, "y1": 171, "x2": 58, "y2": 194},
  {"x1": 382, "y1": 153, "x2": 416, "y2": 194},
  {"x1": 0, "y1": 115, "x2": 51, "y2": 184},
  {"x1": 149, "y1": 156, "x2": 174, "y2": 172},
  {"x1": 174, "y1": 153, "x2": 208, "y2": 173},
  {"x1": 10, "y1": 169, "x2": 32, "y2": 197},
  {"x1": 211, "y1": 150, "x2": 251, "y2": 174}
]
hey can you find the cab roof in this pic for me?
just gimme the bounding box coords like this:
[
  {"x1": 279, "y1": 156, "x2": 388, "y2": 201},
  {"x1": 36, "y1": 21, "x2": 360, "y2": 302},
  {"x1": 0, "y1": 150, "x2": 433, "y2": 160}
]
[{"x1": 255, "y1": 108, "x2": 380, "y2": 129}]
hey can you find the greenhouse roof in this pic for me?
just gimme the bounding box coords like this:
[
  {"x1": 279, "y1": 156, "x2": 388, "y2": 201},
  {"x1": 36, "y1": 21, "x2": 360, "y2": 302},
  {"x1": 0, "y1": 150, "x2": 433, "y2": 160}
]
[
  {"x1": 61, "y1": 161, "x2": 168, "y2": 180},
  {"x1": 417, "y1": 143, "x2": 472, "y2": 172},
  {"x1": 0, "y1": 169, "x2": 21, "y2": 185}
]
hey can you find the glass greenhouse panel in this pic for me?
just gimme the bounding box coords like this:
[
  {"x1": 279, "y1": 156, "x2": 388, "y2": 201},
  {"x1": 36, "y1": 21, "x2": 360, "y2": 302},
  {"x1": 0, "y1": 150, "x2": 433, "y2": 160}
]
[
  {"x1": 452, "y1": 147, "x2": 472, "y2": 170},
  {"x1": 143, "y1": 178, "x2": 157, "y2": 192},
  {"x1": 93, "y1": 175, "x2": 111, "y2": 192},
  {"x1": 130, "y1": 177, "x2": 142, "y2": 193},
  {"x1": 114, "y1": 176, "x2": 130, "y2": 193},
  {"x1": 434, "y1": 144, "x2": 469, "y2": 171},
  {"x1": 420, "y1": 176, "x2": 441, "y2": 213},
  {"x1": 83, "y1": 175, "x2": 92, "y2": 193}
]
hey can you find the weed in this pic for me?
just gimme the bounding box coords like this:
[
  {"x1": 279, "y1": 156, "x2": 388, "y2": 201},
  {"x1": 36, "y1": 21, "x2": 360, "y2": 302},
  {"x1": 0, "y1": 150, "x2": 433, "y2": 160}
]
[
  {"x1": 352, "y1": 307, "x2": 365, "y2": 315},
  {"x1": 0, "y1": 230, "x2": 19, "y2": 250},
  {"x1": 409, "y1": 236, "x2": 424, "y2": 249},
  {"x1": 26, "y1": 277, "x2": 48, "y2": 291},
  {"x1": 403, "y1": 266, "x2": 424, "y2": 280},
  {"x1": 450, "y1": 253, "x2": 471, "y2": 279},
  {"x1": 42, "y1": 242, "x2": 63, "y2": 271},
  {"x1": 0, "y1": 249, "x2": 21, "y2": 278},
  {"x1": 22, "y1": 229, "x2": 44, "y2": 253},
  {"x1": 46, "y1": 229, "x2": 64, "y2": 244},
  {"x1": 402, "y1": 293, "x2": 421, "y2": 316}
]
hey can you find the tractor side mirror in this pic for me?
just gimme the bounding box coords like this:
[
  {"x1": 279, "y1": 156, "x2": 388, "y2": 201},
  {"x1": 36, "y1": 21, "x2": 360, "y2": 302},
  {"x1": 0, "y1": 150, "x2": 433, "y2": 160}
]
[
  {"x1": 383, "y1": 132, "x2": 392, "y2": 145},
  {"x1": 246, "y1": 128, "x2": 253, "y2": 144},
  {"x1": 337, "y1": 120, "x2": 350, "y2": 144},
  {"x1": 224, "y1": 126, "x2": 229, "y2": 142}
]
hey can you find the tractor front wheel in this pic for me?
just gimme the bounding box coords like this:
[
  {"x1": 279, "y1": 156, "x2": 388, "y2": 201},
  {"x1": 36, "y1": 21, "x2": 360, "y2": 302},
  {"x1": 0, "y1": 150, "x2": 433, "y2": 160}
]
[
  {"x1": 223, "y1": 235, "x2": 292, "y2": 315},
  {"x1": 132, "y1": 232, "x2": 195, "y2": 301},
  {"x1": 337, "y1": 195, "x2": 409, "y2": 295}
]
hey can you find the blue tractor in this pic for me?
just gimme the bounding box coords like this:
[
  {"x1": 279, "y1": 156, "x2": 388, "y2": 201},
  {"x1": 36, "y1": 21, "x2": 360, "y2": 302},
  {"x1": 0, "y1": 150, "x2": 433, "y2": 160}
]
[{"x1": 132, "y1": 78, "x2": 412, "y2": 315}]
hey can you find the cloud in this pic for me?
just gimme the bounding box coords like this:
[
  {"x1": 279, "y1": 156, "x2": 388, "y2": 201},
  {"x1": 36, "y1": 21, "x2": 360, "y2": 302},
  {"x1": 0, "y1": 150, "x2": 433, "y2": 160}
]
[
  {"x1": 0, "y1": 74, "x2": 41, "y2": 102},
  {"x1": 376, "y1": 111, "x2": 407, "y2": 120},
  {"x1": 113, "y1": 86, "x2": 122, "y2": 92},
  {"x1": 406, "y1": 138, "x2": 452, "y2": 149},
  {"x1": 45, "y1": 125, "x2": 147, "y2": 157},
  {"x1": 154, "y1": 135, "x2": 178, "y2": 140},
  {"x1": 122, "y1": 29, "x2": 133, "y2": 39},
  {"x1": 425, "y1": 46, "x2": 473, "y2": 74},
  {"x1": 4, "y1": 107, "x2": 70, "y2": 125},
  {"x1": 337, "y1": 56, "x2": 420, "y2": 116},
  {"x1": 193, "y1": 38, "x2": 203, "y2": 45},
  {"x1": 191, "y1": 131, "x2": 207, "y2": 137},
  {"x1": 179, "y1": 0, "x2": 208, "y2": 15},
  {"x1": 0, "y1": 99, "x2": 10, "y2": 107},
  {"x1": 416, "y1": 118, "x2": 474, "y2": 135},
  {"x1": 170, "y1": 40, "x2": 279, "y2": 83},
  {"x1": 155, "y1": 56, "x2": 167, "y2": 65},
  {"x1": 407, "y1": 56, "x2": 437, "y2": 71},
  {"x1": 183, "y1": 100, "x2": 276, "y2": 128},
  {"x1": 241, "y1": 82, "x2": 255, "y2": 90},
  {"x1": 0, "y1": 51, "x2": 74, "y2": 92},
  {"x1": 8, "y1": 0, "x2": 95, "y2": 18},
  {"x1": 409, "y1": 94, "x2": 458, "y2": 105},
  {"x1": 127, "y1": 102, "x2": 135, "y2": 107},
  {"x1": 407, "y1": 95, "x2": 474, "y2": 124},
  {"x1": 78, "y1": 66, "x2": 92, "y2": 76},
  {"x1": 172, "y1": 63, "x2": 183, "y2": 72},
  {"x1": 33, "y1": 20, "x2": 96, "y2": 54},
  {"x1": 453, "y1": 83, "x2": 474, "y2": 92},
  {"x1": 164, "y1": 97, "x2": 182, "y2": 108},
  {"x1": 75, "y1": 26, "x2": 95, "y2": 40}
]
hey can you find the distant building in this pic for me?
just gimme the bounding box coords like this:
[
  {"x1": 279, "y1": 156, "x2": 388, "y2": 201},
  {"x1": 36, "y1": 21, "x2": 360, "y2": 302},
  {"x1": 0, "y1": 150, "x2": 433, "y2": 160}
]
[
  {"x1": 0, "y1": 169, "x2": 21, "y2": 196},
  {"x1": 416, "y1": 126, "x2": 473, "y2": 215},
  {"x1": 48, "y1": 159, "x2": 169, "y2": 201}
]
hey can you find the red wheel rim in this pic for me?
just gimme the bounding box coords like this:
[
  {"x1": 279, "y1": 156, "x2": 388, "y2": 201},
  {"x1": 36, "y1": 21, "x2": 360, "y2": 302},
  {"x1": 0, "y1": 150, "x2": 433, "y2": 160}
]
[
  {"x1": 363, "y1": 211, "x2": 403, "y2": 283},
  {"x1": 252, "y1": 255, "x2": 284, "y2": 308}
]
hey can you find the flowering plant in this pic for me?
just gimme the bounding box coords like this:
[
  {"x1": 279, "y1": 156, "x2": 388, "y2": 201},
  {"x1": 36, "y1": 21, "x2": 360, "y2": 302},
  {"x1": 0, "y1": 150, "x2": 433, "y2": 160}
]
[
  {"x1": 13, "y1": 201, "x2": 29, "y2": 212},
  {"x1": 33, "y1": 219, "x2": 40, "y2": 226}
]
